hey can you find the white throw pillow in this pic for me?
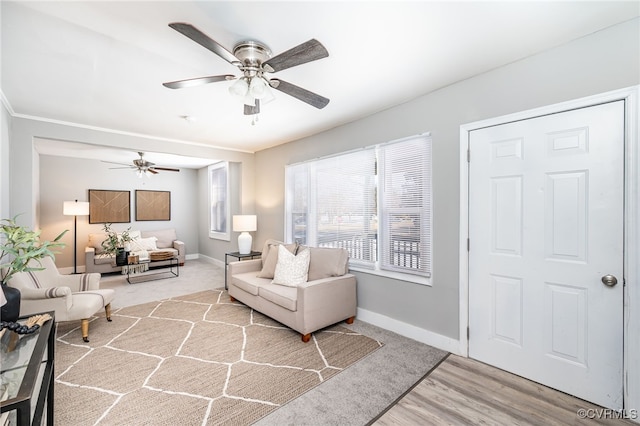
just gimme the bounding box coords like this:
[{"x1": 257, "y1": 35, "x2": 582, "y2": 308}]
[
  {"x1": 272, "y1": 245, "x2": 310, "y2": 287},
  {"x1": 130, "y1": 236, "x2": 158, "y2": 252}
]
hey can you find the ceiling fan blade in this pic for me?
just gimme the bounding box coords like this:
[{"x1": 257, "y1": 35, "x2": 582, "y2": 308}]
[
  {"x1": 163, "y1": 75, "x2": 235, "y2": 89},
  {"x1": 153, "y1": 167, "x2": 180, "y2": 172},
  {"x1": 108, "y1": 166, "x2": 136, "y2": 170},
  {"x1": 102, "y1": 160, "x2": 133, "y2": 166},
  {"x1": 269, "y1": 79, "x2": 329, "y2": 109},
  {"x1": 147, "y1": 168, "x2": 159, "y2": 175},
  {"x1": 263, "y1": 39, "x2": 328, "y2": 73},
  {"x1": 169, "y1": 23, "x2": 239, "y2": 65}
]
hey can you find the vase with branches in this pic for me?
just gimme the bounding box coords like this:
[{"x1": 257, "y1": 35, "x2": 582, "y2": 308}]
[{"x1": 100, "y1": 223, "x2": 132, "y2": 265}]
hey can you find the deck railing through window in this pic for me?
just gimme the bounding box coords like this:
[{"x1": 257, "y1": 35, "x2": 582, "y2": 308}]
[{"x1": 312, "y1": 232, "x2": 422, "y2": 270}]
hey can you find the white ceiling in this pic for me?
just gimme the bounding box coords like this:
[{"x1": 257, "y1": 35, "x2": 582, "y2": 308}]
[{"x1": 2, "y1": 1, "x2": 639, "y2": 161}]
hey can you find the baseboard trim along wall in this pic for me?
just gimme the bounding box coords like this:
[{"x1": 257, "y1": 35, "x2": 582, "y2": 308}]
[
  {"x1": 356, "y1": 307, "x2": 461, "y2": 355},
  {"x1": 195, "y1": 253, "x2": 224, "y2": 268},
  {"x1": 60, "y1": 254, "x2": 458, "y2": 356}
]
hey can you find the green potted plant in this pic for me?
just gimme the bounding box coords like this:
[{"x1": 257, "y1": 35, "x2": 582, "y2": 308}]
[
  {"x1": 0, "y1": 216, "x2": 67, "y2": 321},
  {"x1": 100, "y1": 223, "x2": 132, "y2": 266}
]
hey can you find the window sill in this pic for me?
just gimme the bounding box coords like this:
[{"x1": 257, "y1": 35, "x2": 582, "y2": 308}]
[
  {"x1": 348, "y1": 266, "x2": 432, "y2": 287},
  {"x1": 209, "y1": 232, "x2": 230, "y2": 241}
]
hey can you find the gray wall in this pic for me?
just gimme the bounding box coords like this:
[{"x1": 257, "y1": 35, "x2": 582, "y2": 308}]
[
  {"x1": 7, "y1": 118, "x2": 255, "y2": 266},
  {"x1": 1, "y1": 102, "x2": 10, "y2": 219},
  {"x1": 197, "y1": 160, "x2": 250, "y2": 262},
  {"x1": 5, "y1": 18, "x2": 638, "y2": 342},
  {"x1": 39, "y1": 154, "x2": 199, "y2": 270},
  {"x1": 253, "y1": 18, "x2": 640, "y2": 340}
]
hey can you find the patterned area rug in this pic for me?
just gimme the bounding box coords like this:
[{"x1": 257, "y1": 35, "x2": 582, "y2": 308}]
[{"x1": 54, "y1": 290, "x2": 382, "y2": 425}]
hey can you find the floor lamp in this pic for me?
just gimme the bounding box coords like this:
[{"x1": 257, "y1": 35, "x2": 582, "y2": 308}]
[{"x1": 63, "y1": 200, "x2": 90, "y2": 274}]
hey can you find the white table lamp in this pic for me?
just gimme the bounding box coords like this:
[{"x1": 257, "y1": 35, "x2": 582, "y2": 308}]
[
  {"x1": 64, "y1": 200, "x2": 90, "y2": 274},
  {"x1": 233, "y1": 215, "x2": 257, "y2": 255}
]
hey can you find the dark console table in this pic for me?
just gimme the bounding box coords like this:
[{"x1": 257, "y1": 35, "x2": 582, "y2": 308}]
[{"x1": 0, "y1": 312, "x2": 55, "y2": 425}]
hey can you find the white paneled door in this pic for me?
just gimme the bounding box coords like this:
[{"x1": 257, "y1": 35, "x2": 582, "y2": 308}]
[{"x1": 468, "y1": 101, "x2": 624, "y2": 409}]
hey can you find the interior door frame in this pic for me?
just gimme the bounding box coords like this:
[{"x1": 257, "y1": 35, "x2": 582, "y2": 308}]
[{"x1": 458, "y1": 86, "x2": 639, "y2": 409}]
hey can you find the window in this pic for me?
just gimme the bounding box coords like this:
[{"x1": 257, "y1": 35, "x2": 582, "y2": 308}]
[
  {"x1": 209, "y1": 162, "x2": 230, "y2": 240},
  {"x1": 285, "y1": 134, "x2": 432, "y2": 281}
]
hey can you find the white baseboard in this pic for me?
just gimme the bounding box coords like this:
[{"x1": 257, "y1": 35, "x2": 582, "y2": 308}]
[
  {"x1": 193, "y1": 253, "x2": 224, "y2": 268},
  {"x1": 60, "y1": 257, "x2": 460, "y2": 355},
  {"x1": 356, "y1": 307, "x2": 462, "y2": 355},
  {"x1": 185, "y1": 253, "x2": 200, "y2": 261}
]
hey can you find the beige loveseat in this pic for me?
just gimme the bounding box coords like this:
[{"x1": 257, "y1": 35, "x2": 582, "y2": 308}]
[
  {"x1": 228, "y1": 239, "x2": 357, "y2": 342},
  {"x1": 85, "y1": 228, "x2": 185, "y2": 274}
]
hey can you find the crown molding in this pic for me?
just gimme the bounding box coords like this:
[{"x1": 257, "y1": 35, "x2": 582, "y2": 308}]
[{"x1": 1, "y1": 97, "x2": 254, "y2": 155}]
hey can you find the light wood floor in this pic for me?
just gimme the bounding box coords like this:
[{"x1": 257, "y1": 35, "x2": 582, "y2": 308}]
[{"x1": 373, "y1": 355, "x2": 636, "y2": 425}]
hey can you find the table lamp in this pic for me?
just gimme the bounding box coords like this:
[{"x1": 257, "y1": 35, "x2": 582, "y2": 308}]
[
  {"x1": 233, "y1": 215, "x2": 257, "y2": 255},
  {"x1": 63, "y1": 199, "x2": 90, "y2": 274}
]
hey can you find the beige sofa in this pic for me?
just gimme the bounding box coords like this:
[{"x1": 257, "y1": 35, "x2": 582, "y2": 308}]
[
  {"x1": 85, "y1": 228, "x2": 185, "y2": 274},
  {"x1": 228, "y1": 239, "x2": 357, "y2": 342}
]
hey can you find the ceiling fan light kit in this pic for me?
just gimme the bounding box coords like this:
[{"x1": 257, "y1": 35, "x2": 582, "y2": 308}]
[
  {"x1": 229, "y1": 78, "x2": 249, "y2": 98},
  {"x1": 137, "y1": 169, "x2": 153, "y2": 178},
  {"x1": 163, "y1": 22, "x2": 329, "y2": 119},
  {"x1": 248, "y1": 77, "x2": 270, "y2": 99}
]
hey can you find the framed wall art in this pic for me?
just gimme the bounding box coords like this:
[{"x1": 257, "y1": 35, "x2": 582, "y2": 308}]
[
  {"x1": 136, "y1": 190, "x2": 171, "y2": 221},
  {"x1": 89, "y1": 189, "x2": 131, "y2": 223}
]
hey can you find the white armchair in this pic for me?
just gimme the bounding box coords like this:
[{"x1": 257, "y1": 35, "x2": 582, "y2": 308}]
[{"x1": 6, "y1": 256, "x2": 115, "y2": 342}]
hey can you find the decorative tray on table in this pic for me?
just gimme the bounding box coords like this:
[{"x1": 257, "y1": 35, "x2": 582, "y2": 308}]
[{"x1": 149, "y1": 251, "x2": 174, "y2": 261}]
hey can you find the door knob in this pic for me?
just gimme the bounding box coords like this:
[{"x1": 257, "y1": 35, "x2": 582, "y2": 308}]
[{"x1": 601, "y1": 274, "x2": 618, "y2": 287}]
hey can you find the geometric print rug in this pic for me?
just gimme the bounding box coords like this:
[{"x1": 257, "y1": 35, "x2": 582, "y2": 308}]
[{"x1": 54, "y1": 289, "x2": 383, "y2": 425}]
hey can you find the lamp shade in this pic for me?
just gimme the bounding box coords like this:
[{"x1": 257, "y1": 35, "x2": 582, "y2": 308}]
[
  {"x1": 233, "y1": 215, "x2": 257, "y2": 232},
  {"x1": 63, "y1": 200, "x2": 90, "y2": 216}
]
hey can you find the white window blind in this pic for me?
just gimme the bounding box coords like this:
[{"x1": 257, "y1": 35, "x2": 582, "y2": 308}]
[
  {"x1": 379, "y1": 136, "x2": 431, "y2": 276},
  {"x1": 286, "y1": 164, "x2": 310, "y2": 244},
  {"x1": 313, "y1": 149, "x2": 377, "y2": 268},
  {"x1": 285, "y1": 133, "x2": 432, "y2": 280},
  {"x1": 209, "y1": 162, "x2": 230, "y2": 240},
  {"x1": 286, "y1": 149, "x2": 377, "y2": 268}
]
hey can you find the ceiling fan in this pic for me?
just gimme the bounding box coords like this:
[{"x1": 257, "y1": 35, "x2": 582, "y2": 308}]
[
  {"x1": 162, "y1": 22, "x2": 330, "y2": 116},
  {"x1": 103, "y1": 152, "x2": 180, "y2": 177}
]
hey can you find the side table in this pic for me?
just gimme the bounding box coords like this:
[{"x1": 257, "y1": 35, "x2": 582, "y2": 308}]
[
  {"x1": 225, "y1": 251, "x2": 261, "y2": 290},
  {"x1": 1, "y1": 311, "x2": 55, "y2": 426}
]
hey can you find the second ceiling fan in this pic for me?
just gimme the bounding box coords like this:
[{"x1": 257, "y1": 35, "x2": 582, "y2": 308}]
[
  {"x1": 103, "y1": 152, "x2": 180, "y2": 177},
  {"x1": 163, "y1": 22, "x2": 330, "y2": 116}
]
